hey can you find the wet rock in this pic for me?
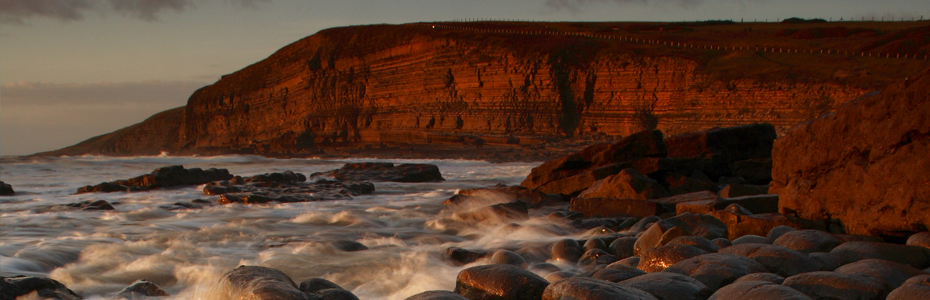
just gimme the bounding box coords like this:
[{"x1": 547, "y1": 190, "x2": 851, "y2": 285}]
[
  {"x1": 1, "y1": 276, "x2": 81, "y2": 300},
  {"x1": 444, "y1": 247, "x2": 489, "y2": 266},
  {"x1": 454, "y1": 201, "x2": 528, "y2": 223},
  {"x1": 722, "y1": 203, "x2": 752, "y2": 215},
  {"x1": 577, "y1": 168, "x2": 668, "y2": 200},
  {"x1": 454, "y1": 264, "x2": 548, "y2": 300},
  {"x1": 712, "y1": 238, "x2": 732, "y2": 248},
  {"x1": 445, "y1": 186, "x2": 561, "y2": 209},
  {"x1": 405, "y1": 290, "x2": 469, "y2": 300},
  {"x1": 33, "y1": 199, "x2": 116, "y2": 213},
  {"x1": 0, "y1": 181, "x2": 14, "y2": 196},
  {"x1": 835, "y1": 259, "x2": 927, "y2": 290},
  {"x1": 542, "y1": 277, "x2": 658, "y2": 300},
  {"x1": 720, "y1": 243, "x2": 822, "y2": 277},
  {"x1": 215, "y1": 179, "x2": 375, "y2": 204},
  {"x1": 569, "y1": 197, "x2": 658, "y2": 218},
  {"x1": 592, "y1": 265, "x2": 646, "y2": 282},
  {"x1": 665, "y1": 236, "x2": 720, "y2": 253},
  {"x1": 773, "y1": 229, "x2": 844, "y2": 254},
  {"x1": 830, "y1": 241, "x2": 930, "y2": 269},
  {"x1": 310, "y1": 162, "x2": 444, "y2": 182},
  {"x1": 214, "y1": 265, "x2": 318, "y2": 300},
  {"x1": 328, "y1": 240, "x2": 368, "y2": 252},
  {"x1": 887, "y1": 275, "x2": 930, "y2": 300},
  {"x1": 907, "y1": 232, "x2": 930, "y2": 249},
  {"x1": 633, "y1": 213, "x2": 727, "y2": 256},
  {"x1": 520, "y1": 143, "x2": 614, "y2": 190},
  {"x1": 578, "y1": 249, "x2": 618, "y2": 267},
  {"x1": 637, "y1": 244, "x2": 708, "y2": 272},
  {"x1": 770, "y1": 72, "x2": 930, "y2": 237},
  {"x1": 299, "y1": 278, "x2": 343, "y2": 293},
  {"x1": 583, "y1": 238, "x2": 608, "y2": 253},
  {"x1": 709, "y1": 280, "x2": 811, "y2": 300},
  {"x1": 665, "y1": 123, "x2": 777, "y2": 178},
  {"x1": 676, "y1": 194, "x2": 778, "y2": 216},
  {"x1": 627, "y1": 216, "x2": 660, "y2": 235},
  {"x1": 608, "y1": 236, "x2": 638, "y2": 259},
  {"x1": 614, "y1": 257, "x2": 640, "y2": 268},
  {"x1": 315, "y1": 288, "x2": 359, "y2": 300},
  {"x1": 550, "y1": 239, "x2": 583, "y2": 263},
  {"x1": 78, "y1": 165, "x2": 233, "y2": 194},
  {"x1": 734, "y1": 273, "x2": 785, "y2": 284},
  {"x1": 783, "y1": 271, "x2": 886, "y2": 300},
  {"x1": 808, "y1": 252, "x2": 842, "y2": 271},
  {"x1": 709, "y1": 211, "x2": 810, "y2": 241},
  {"x1": 663, "y1": 253, "x2": 769, "y2": 290},
  {"x1": 543, "y1": 271, "x2": 577, "y2": 283},
  {"x1": 111, "y1": 279, "x2": 170, "y2": 299},
  {"x1": 718, "y1": 184, "x2": 769, "y2": 198},
  {"x1": 766, "y1": 225, "x2": 797, "y2": 242},
  {"x1": 159, "y1": 199, "x2": 213, "y2": 211},
  {"x1": 490, "y1": 250, "x2": 526, "y2": 267},
  {"x1": 731, "y1": 235, "x2": 769, "y2": 245},
  {"x1": 618, "y1": 272, "x2": 712, "y2": 300}
]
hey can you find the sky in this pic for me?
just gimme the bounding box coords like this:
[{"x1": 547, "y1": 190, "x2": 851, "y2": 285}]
[{"x1": 1, "y1": 0, "x2": 927, "y2": 155}]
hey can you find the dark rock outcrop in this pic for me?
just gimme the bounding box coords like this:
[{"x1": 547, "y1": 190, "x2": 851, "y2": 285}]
[
  {"x1": 1, "y1": 276, "x2": 82, "y2": 300},
  {"x1": 77, "y1": 165, "x2": 232, "y2": 194},
  {"x1": 111, "y1": 279, "x2": 170, "y2": 299},
  {"x1": 310, "y1": 163, "x2": 443, "y2": 182},
  {"x1": 209, "y1": 172, "x2": 375, "y2": 204},
  {"x1": 33, "y1": 200, "x2": 117, "y2": 213},
  {"x1": 771, "y1": 69, "x2": 930, "y2": 237},
  {"x1": 664, "y1": 123, "x2": 777, "y2": 178},
  {"x1": 0, "y1": 181, "x2": 14, "y2": 196}
]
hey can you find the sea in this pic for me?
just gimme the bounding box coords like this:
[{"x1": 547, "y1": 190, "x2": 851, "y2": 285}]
[{"x1": 0, "y1": 155, "x2": 583, "y2": 300}]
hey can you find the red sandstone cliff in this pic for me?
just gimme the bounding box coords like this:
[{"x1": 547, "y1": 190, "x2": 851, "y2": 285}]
[{"x1": 40, "y1": 21, "x2": 930, "y2": 157}]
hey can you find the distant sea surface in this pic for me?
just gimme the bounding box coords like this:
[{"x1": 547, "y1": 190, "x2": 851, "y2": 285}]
[{"x1": 0, "y1": 155, "x2": 581, "y2": 300}]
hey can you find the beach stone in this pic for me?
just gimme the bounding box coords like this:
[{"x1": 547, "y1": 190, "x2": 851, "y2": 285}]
[
  {"x1": 734, "y1": 273, "x2": 785, "y2": 284},
  {"x1": 887, "y1": 275, "x2": 930, "y2": 300},
  {"x1": 592, "y1": 265, "x2": 646, "y2": 282},
  {"x1": 830, "y1": 241, "x2": 930, "y2": 269},
  {"x1": 583, "y1": 238, "x2": 608, "y2": 253},
  {"x1": 490, "y1": 250, "x2": 527, "y2": 267},
  {"x1": 299, "y1": 278, "x2": 343, "y2": 293},
  {"x1": 663, "y1": 253, "x2": 769, "y2": 290},
  {"x1": 536, "y1": 163, "x2": 628, "y2": 196},
  {"x1": 907, "y1": 232, "x2": 930, "y2": 249},
  {"x1": 662, "y1": 172, "x2": 719, "y2": 196},
  {"x1": 731, "y1": 235, "x2": 770, "y2": 245},
  {"x1": 310, "y1": 162, "x2": 444, "y2": 182},
  {"x1": 578, "y1": 248, "x2": 618, "y2": 267},
  {"x1": 712, "y1": 238, "x2": 732, "y2": 248},
  {"x1": 550, "y1": 239, "x2": 583, "y2": 263},
  {"x1": 618, "y1": 272, "x2": 712, "y2": 300},
  {"x1": 405, "y1": 290, "x2": 469, "y2": 300},
  {"x1": 665, "y1": 123, "x2": 777, "y2": 177},
  {"x1": 835, "y1": 259, "x2": 927, "y2": 290},
  {"x1": 216, "y1": 265, "x2": 317, "y2": 300},
  {"x1": 0, "y1": 181, "x2": 14, "y2": 196},
  {"x1": 782, "y1": 271, "x2": 886, "y2": 300},
  {"x1": 634, "y1": 213, "x2": 727, "y2": 256},
  {"x1": 627, "y1": 216, "x2": 660, "y2": 235},
  {"x1": 614, "y1": 257, "x2": 640, "y2": 268},
  {"x1": 329, "y1": 240, "x2": 368, "y2": 252},
  {"x1": 543, "y1": 271, "x2": 577, "y2": 283},
  {"x1": 111, "y1": 279, "x2": 170, "y2": 299},
  {"x1": 773, "y1": 229, "x2": 844, "y2": 254},
  {"x1": 808, "y1": 252, "x2": 842, "y2": 271},
  {"x1": 709, "y1": 211, "x2": 807, "y2": 241},
  {"x1": 529, "y1": 263, "x2": 561, "y2": 275},
  {"x1": 1, "y1": 276, "x2": 81, "y2": 300},
  {"x1": 315, "y1": 289, "x2": 359, "y2": 300},
  {"x1": 444, "y1": 247, "x2": 489, "y2": 266},
  {"x1": 542, "y1": 277, "x2": 658, "y2": 300},
  {"x1": 766, "y1": 225, "x2": 797, "y2": 242},
  {"x1": 770, "y1": 72, "x2": 930, "y2": 237},
  {"x1": 454, "y1": 264, "x2": 548, "y2": 300},
  {"x1": 665, "y1": 236, "x2": 720, "y2": 253},
  {"x1": 720, "y1": 243, "x2": 822, "y2": 277},
  {"x1": 709, "y1": 280, "x2": 811, "y2": 300},
  {"x1": 569, "y1": 197, "x2": 659, "y2": 218},
  {"x1": 638, "y1": 244, "x2": 708, "y2": 272},
  {"x1": 577, "y1": 168, "x2": 669, "y2": 200}
]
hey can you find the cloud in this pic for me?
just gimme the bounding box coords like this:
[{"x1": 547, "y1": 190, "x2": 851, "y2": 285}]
[
  {"x1": 1, "y1": 80, "x2": 208, "y2": 106},
  {"x1": 0, "y1": 0, "x2": 92, "y2": 25},
  {"x1": 545, "y1": 0, "x2": 707, "y2": 12},
  {"x1": 0, "y1": 0, "x2": 270, "y2": 25},
  {"x1": 108, "y1": 0, "x2": 190, "y2": 22}
]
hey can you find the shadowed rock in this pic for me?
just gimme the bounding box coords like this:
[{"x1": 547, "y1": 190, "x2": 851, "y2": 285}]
[
  {"x1": 717, "y1": 184, "x2": 769, "y2": 198},
  {"x1": 578, "y1": 249, "x2": 618, "y2": 267},
  {"x1": 405, "y1": 291, "x2": 470, "y2": 300},
  {"x1": 618, "y1": 272, "x2": 712, "y2": 300},
  {"x1": 829, "y1": 241, "x2": 930, "y2": 269},
  {"x1": 542, "y1": 277, "x2": 658, "y2": 300},
  {"x1": 490, "y1": 250, "x2": 527, "y2": 267},
  {"x1": 445, "y1": 248, "x2": 489, "y2": 266},
  {"x1": 445, "y1": 186, "x2": 561, "y2": 209},
  {"x1": 663, "y1": 253, "x2": 769, "y2": 290},
  {"x1": 907, "y1": 232, "x2": 930, "y2": 249},
  {"x1": 577, "y1": 168, "x2": 668, "y2": 200},
  {"x1": 592, "y1": 265, "x2": 646, "y2": 282},
  {"x1": 299, "y1": 278, "x2": 343, "y2": 293},
  {"x1": 664, "y1": 123, "x2": 777, "y2": 178},
  {"x1": 665, "y1": 236, "x2": 720, "y2": 253},
  {"x1": 731, "y1": 235, "x2": 769, "y2": 245},
  {"x1": 734, "y1": 273, "x2": 785, "y2": 284},
  {"x1": 834, "y1": 259, "x2": 928, "y2": 291},
  {"x1": 310, "y1": 162, "x2": 444, "y2": 182},
  {"x1": 887, "y1": 275, "x2": 930, "y2": 300},
  {"x1": 0, "y1": 181, "x2": 14, "y2": 196},
  {"x1": 709, "y1": 211, "x2": 813, "y2": 241},
  {"x1": 767, "y1": 225, "x2": 796, "y2": 241},
  {"x1": 608, "y1": 236, "x2": 638, "y2": 259},
  {"x1": 709, "y1": 280, "x2": 811, "y2": 300},
  {"x1": 773, "y1": 229, "x2": 844, "y2": 254},
  {"x1": 633, "y1": 213, "x2": 727, "y2": 256},
  {"x1": 783, "y1": 271, "x2": 886, "y2": 300},
  {"x1": 111, "y1": 279, "x2": 170, "y2": 299},
  {"x1": 33, "y1": 199, "x2": 116, "y2": 213},
  {"x1": 569, "y1": 197, "x2": 658, "y2": 218},
  {"x1": 550, "y1": 239, "x2": 583, "y2": 263},
  {"x1": 77, "y1": 165, "x2": 232, "y2": 194},
  {"x1": 809, "y1": 252, "x2": 843, "y2": 271},
  {"x1": 212, "y1": 266, "x2": 320, "y2": 300},
  {"x1": 454, "y1": 264, "x2": 548, "y2": 300},
  {"x1": 638, "y1": 244, "x2": 708, "y2": 273},
  {"x1": 719, "y1": 243, "x2": 822, "y2": 277},
  {"x1": 1, "y1": 276, "x2": 81, "y2": 300}
]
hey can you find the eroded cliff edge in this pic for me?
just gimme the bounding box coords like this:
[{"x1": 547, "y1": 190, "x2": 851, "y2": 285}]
[{"x1": 41, "y1": 22, "x2": 930, "y2": 157}]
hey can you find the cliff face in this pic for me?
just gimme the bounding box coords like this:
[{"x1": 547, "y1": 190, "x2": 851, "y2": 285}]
[{"x1": 44, "y1": 22, "x2": 929, "y2": 156}]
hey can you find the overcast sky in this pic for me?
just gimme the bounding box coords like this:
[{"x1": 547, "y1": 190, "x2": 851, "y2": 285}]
[{"x1": 1, "y1": 0, "x2": 927, "y2": 155}]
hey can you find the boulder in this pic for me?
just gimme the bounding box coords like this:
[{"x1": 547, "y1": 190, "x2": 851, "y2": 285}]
[
  {"x1": 592, "y1": 265, "x2": 646, "y2": 282},
  {"x1": 299, "y1": 278, "x2": 343, "y2": 293},
  {"x1": 830, "y1": 241, "x2": 930, "y2": 269},
  {"x1": 663, "y1": 253, "x2": 769, "y2": 291},
  {"x1": 614, "y1": 257, "x2": 640, "y2": 268},
  {"x1": 453, "y1": 201, "x2": 529, "y2": 223},
  {"x1": 1, "y1": 276, "x2": 81, "y2": 300},
  {"x1": 835, "y1": 259, "x2": 928, "y2": 290},
  {"x1": 311, "y1": 163, "x2": 444, "y2": 182},
  {"x1": 665, "y1": 123, "x2": 777, "y2": 177},
  {"x1": 808, "y1": 252, "x2": 842, "y2": 271},
  {"x1": 665, "y1": 236, "x2": 721, "y2": 253},
  {"x1": 634, "y1": 213, "x2": 727, "y2": 256},
  {"x1": 590, "y1": 130, "x2": 668, "y2": 167},
  {"x1": 907, "y1": 232, "x2": 930, "y2": 249},
  {"x1": 782, "y1": 271, "x2": 886, "y2": 300},
  {"x1": 631, "y1": 157, "x2": 714, "y2": 177},
  {"x1": 583, "y1": 238, "x2": 608, "y2": 253},
  {"x1": 771, "y1": 71, "x2": 930, "y2": 237},
  {"x1": 608, "y1": 236, "x2": 638, "y2": 259},
  {"x1": 445, "y1": 186, "x2": 560, "y2": 209},
  {"x1": 569, "y1": 197, "x2": 658, "y2": 218},
  {"x1": 730, "y1": 235, "x2": 770, "y2": 245},
  {"x1": 618, "y1": 272, "x2": 712, "y2": 300},
  {"x1": 677, "y1": 194, "x2": 779, "y2": 215},
  {"x1": 578, "y1": 249, "x2": 618, "y2": 267},
  {"x1": 719, "y1": 243, "x2": 822, "y2": 277},
  {"x1": 542, "y1": 277, "x2": 658, "y2": 300},
  {"x1": 521, "y1": 143, "x2": 613, "y2": 189},
  {"x1": 454, "y1": 264, "x2": 548, "y2": 300},
  {"x1": 213, "y1": 265, "x2": 318, "y2": 300},
  {"x1": 543, "y1": 271, "x2": 577, "y2": 283},
  {"x1": 550, "y1": 239, "x2": 583, "y2": 263},
  {"x1": 405, "y1": 291, "x2": 469, "y2": 300},
  {"x1": 637, "y1": 244, "x2": 708, "y2": 272},
  {"x1": 577, "y1": 168, "x2": 668, "y2": 200},
  {"x1": 490, "y1": 250, "x2": 527, "y2": 267},
  {"x1": 442, "y1": 247, "x2": 489, "y2": 265},
  {"x1": 33, "y1": 199, "x2": 117, "y2": 213},
  {"x1": 0, "y1": 181, "x2": 14, "y2": 196},
  {"x1": 709, "y1": 280, "x2": 811, "y2": 300},
  {"x1": 734, "y1": 273, "x2": 785, "y2": 284},
  {"x1": 661, "y1": 172, "x2": 720, "y2": 196},
  {"x1": 712, "y1": 238, "x2": 732, "y2": 249},
  {"x1": 766, "y1": 226, "x2": 797, "y2": 243},
  {"x1": 536, "y1": 163, "x2": 628, "y2": 196},
  {"x1": 78, "y1": 165, "x2": 233, "y2": 193},
  {"x1": 709, "y1": 211, "x2": 810, "y2": 241},
  {"x1": 887, "y1": 275, "x2": 930, "y2": 300},
  {"x1": 722, "y1": 204, "x2": 752, "y2": 216},
  {"x1": 214, "y1": 179, "x2": 375, "y2": 204},
  {"x1": 111, "y1": 279, "x2": 170, "y2": 299},
  {"x1": 773, "y1": 229, "x2": 844, "y2": 254},
  {"x1": 315, "y1": 288, "x2": 359, "y2": 300}
]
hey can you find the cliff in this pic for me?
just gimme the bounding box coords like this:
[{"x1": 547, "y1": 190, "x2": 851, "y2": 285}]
[{"x1": 40, "y1": 21, "x2": 930, "y2": 157}]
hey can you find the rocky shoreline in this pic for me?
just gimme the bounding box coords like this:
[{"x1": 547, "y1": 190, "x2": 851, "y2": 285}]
[{"x1": 4, "y1": 70, "x2": 928, "y2": 300}]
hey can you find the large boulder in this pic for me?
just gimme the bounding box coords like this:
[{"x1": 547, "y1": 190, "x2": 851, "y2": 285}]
[
  {"x1": 310, "y1": 162, "x2": 444, "y2": 182},
  {"x1": 663, "y1": 253, "x2": 769, "y2": 291},
  {"x1": 211, "y1": 266, "x2": 319, "y2": 300},
  {"x1": 577, "y1": 168, "x2": 668, "y2": 200},
  {"x1": 637, "y1": 244, "x2": 708, "y2": 273},
  {"x1": 664, "y1": 123, "x2": 777, "y2": 177},
  {"x1": 536, "y1": 163, "x2": 628, "y2": 196},
  {"x1": 834, "y1": 259, "x2": 927, "y2": 291},
  {"x1": 718, "y1": 243, "x2": 822, "y2": 277},
  {"x1": 771, "y1": 70, "x2": 930, "y2": 237},
  {"x1": 773, "y1": 229, "x2": 845, "y2": 254},
  {"x1": 521, "y1": 143, "x2": 613, "y2": 189},
  {"x1": 829, "y1": 241, "x2": 930, "y2": 269},
  {"x1": 633, "y1": 213, "x2": 727, "y2": 256},
  {"x1": 454, "y1": 264, "x2": 549, "y2": 300},
  {"x1": 542, "y1": 277, "x2": 658, "y2": 300},
  {"x1": 1, "y1": 276, "x2": 81, "y2": 300}
]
